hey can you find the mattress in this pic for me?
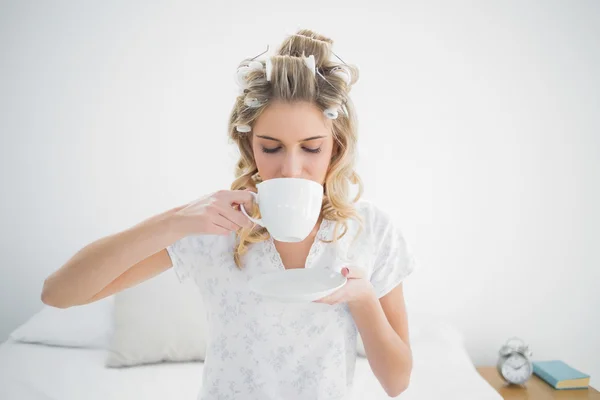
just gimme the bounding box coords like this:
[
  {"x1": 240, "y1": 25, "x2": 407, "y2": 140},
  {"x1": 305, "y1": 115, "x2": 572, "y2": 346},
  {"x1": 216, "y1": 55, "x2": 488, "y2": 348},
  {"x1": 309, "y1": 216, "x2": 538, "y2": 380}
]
[{"x1": 0, "y1": 336, "x2": 502, "y2": 400}]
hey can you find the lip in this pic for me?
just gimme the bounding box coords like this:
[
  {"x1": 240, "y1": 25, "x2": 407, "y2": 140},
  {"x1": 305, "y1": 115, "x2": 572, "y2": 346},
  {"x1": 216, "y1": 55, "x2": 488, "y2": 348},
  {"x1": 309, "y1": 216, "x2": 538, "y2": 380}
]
[{"x1": 258, "y1": 177, "x2": 322, "y2": 186}]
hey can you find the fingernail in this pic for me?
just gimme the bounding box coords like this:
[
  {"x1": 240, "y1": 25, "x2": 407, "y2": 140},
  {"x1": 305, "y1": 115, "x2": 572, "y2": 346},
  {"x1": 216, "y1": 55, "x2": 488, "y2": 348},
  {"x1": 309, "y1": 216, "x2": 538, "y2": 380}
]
[{"x1": 342, "y1": 267, "x2": 349, "y2": 275}]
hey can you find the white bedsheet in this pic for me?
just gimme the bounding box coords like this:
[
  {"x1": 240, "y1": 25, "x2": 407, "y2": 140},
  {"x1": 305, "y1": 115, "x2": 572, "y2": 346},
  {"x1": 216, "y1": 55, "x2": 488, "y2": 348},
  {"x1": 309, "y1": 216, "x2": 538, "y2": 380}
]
[{"x1": 0, "y1": 336, "x2": 501, "y2": 400}]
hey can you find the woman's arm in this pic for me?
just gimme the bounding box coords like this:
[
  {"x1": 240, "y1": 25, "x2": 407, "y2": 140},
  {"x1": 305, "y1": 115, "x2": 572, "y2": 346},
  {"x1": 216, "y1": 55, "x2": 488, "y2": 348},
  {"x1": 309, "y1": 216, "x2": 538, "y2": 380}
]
[
  {"x1": 41, "y1": 189, "x2": 255, "y2": 309},
  {"x1": 314, "y1": 268, "x2": 413, "y2": 397},
  {"x1": 350, "y1": 283, "x2": 412, "y2": 397},
  {"x1": 41, "y1": 205, "x2": 185, "y2": 308}
]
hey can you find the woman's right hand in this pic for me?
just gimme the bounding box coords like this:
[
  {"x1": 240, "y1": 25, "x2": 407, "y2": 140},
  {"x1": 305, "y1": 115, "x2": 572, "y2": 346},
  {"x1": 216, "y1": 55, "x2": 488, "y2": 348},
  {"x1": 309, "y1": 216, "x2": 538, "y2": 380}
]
[{"x1": 173, "y1": 190, "x2": 256, "y2": 236}]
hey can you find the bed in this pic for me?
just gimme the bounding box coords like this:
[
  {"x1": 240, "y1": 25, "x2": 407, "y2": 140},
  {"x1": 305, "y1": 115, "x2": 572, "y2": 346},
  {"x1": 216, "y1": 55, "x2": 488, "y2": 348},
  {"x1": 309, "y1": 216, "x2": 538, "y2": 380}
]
[
  {"x1": 0, "y1": 271, "x2": 502, "y2": 399},
  {"x1": 0, "y1": 329, "x2": 502, "y2": 400}
]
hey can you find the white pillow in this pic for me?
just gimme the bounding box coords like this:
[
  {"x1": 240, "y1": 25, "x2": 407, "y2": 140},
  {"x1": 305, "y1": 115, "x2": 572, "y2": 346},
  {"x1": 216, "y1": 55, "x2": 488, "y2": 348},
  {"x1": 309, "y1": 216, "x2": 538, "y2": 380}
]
[
  {"x1": 105, "y1": 268, "x2": 208, "y2": 368},
  {"x1": 9, "y1": 296, "x2": 113, "y2": 349}
]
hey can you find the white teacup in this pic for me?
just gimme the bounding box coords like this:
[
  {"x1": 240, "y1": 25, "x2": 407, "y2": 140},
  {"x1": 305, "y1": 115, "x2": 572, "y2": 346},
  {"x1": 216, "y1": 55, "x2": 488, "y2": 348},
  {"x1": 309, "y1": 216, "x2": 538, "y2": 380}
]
[{"x1": 240, "y1": 177, "x2": 323, "y2": 242}]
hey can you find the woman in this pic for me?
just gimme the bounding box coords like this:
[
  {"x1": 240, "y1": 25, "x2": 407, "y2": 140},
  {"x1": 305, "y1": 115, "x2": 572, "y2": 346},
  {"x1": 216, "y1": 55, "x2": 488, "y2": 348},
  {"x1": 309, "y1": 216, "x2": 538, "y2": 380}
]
[{"x1": 41, "y1": 29, "x2": 416, "y2": 399}]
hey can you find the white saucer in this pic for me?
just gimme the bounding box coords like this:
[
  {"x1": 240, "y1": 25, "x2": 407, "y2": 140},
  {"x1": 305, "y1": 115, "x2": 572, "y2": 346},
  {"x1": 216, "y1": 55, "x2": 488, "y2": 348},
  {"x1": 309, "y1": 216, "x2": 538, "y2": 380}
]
[{"x1": 248, "y1": 268, "x2": 347, "y2": 303}]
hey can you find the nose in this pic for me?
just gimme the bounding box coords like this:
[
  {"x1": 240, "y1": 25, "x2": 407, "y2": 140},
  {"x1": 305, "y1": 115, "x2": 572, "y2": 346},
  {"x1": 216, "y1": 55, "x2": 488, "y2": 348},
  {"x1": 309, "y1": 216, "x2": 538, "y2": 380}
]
[{"x1": 280, "y1": 151, "x2": 303, "y2": 178}]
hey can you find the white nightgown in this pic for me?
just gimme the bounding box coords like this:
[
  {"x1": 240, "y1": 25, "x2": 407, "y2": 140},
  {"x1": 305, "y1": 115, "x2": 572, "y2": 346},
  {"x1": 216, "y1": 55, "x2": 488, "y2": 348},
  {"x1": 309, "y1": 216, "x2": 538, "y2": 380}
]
[{"x1": 166, "y1": 200, "x2": 416, "y2": 400}]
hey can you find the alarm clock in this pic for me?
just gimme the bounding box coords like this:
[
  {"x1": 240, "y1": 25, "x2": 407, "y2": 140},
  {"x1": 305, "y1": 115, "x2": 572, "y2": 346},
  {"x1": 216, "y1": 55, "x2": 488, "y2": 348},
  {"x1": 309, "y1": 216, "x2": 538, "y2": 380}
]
[{"x1": 496, "y1": 337, "x2": 534, "y2": 385}]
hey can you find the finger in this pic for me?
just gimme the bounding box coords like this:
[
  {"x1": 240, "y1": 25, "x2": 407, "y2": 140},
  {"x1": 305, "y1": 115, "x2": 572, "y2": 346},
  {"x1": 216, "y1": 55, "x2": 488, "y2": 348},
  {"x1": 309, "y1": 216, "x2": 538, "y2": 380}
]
[
  {"x1": 208, "y1": 221, "x2": 231, "y2": 236},
  {"x1": 212, "y1": 213, "x2": 241, "y2": 233},
  {"x1": 314, "y1": 292, "x2": 333, "y2": 303},
  {"x1": 216, "y1": 203, "x2": 254, "y2": 229},
  {"x1": 344, "y1": 266, "x2": 366, "y2": 279},
  {"x1": 217, "y1": 189, "x2": 255, "y2": 210},
  {"x1": 315, "y1": 288, "x2": 345, "y2": 304},
  {"x1": 314, "y1": 296, "x2": 332, "y2": 304},
  {"x1": 329, "y1": 290, "x2": 348, "y2": 304},
  {"x1": 319, "y1": 294, "x2": 343, "y2": 305}
]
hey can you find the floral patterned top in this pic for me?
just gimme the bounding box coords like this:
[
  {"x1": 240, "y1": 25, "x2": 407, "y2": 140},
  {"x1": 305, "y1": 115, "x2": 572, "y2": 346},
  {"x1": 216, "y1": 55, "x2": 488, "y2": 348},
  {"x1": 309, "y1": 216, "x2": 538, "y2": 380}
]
[{"x1": 166, "y1": 200, "x2": 416, "y2": 400}]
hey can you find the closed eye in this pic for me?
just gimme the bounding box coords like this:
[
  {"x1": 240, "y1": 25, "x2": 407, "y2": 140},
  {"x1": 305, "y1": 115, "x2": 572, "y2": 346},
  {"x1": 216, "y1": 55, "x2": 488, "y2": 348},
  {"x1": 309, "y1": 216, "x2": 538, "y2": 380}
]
[
  {"x1": 261, "y1": 146, "x2": 322, "y2": 154},
  {"x1": 303, "y1": 147, "x2": 321, "y2": 154},
  {"x1": 261, "y1": 146, "x2": 281, "y2": 154}
]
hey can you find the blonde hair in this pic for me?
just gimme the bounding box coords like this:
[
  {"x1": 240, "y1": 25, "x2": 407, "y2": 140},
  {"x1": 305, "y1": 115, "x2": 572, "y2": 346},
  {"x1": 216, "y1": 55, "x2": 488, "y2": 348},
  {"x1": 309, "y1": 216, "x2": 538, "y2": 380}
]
[{"x1": 228, "y1": 29, "x2": 364, "y2": 268}]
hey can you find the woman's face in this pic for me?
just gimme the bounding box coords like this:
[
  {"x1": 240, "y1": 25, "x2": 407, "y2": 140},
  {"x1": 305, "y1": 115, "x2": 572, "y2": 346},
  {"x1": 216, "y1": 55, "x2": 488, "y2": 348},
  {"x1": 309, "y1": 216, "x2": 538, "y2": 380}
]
[{"x1": 251, "y1": 101, "x2": 335, "y2": 184}]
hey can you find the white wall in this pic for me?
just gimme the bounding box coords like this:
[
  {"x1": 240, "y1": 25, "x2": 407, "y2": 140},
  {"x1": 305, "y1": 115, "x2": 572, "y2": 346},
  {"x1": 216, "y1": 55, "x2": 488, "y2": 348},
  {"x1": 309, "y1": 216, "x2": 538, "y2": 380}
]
[{"x1": 1, "y1": 0, "x2": 599, "y2": 387}]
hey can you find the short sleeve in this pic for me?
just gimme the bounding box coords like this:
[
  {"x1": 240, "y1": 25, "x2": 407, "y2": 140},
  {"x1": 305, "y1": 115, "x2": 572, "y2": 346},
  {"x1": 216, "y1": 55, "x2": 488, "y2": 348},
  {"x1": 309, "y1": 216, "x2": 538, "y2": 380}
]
[
  {"x1": 368, "y1": 207, "x2": 417, "y2": 298},
  {"x1": 166, "y1": 234, "x2": 206, "y2": 283}
]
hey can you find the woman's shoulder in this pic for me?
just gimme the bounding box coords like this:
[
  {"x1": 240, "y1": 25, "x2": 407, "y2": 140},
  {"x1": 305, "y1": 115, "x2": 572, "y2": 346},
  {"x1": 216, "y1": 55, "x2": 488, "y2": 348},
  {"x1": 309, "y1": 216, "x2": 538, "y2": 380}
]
[
  {"x1": 331, "y1": 199, "x2": 402, "y2": 267},
  {"x1": 333, "y1": 199, "x2": 400, "y2": 251},
  {"x1": 353, "y1": 198, "x2": 396, "y2": 230}
]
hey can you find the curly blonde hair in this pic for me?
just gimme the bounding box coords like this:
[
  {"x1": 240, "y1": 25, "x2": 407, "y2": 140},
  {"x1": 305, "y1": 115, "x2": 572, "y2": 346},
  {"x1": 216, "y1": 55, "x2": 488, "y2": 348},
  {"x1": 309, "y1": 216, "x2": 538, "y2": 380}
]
[{"x1": 228, "y1": 29, "x2": 364, "y2": 268}]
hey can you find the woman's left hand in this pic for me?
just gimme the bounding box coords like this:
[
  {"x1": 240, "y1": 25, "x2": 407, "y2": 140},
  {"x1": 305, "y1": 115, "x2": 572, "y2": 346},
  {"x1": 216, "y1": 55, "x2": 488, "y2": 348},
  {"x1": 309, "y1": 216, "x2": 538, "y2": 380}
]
[{"x1": 314, "y1": 266, "x2": 375, "y2": 306}]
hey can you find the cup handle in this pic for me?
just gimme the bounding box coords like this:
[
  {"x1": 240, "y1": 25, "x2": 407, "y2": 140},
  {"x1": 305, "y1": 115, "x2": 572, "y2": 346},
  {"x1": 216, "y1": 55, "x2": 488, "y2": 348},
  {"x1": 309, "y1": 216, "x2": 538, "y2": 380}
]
[{"x1": 240, "y1": 191, "x2": 264, "y2": 227}]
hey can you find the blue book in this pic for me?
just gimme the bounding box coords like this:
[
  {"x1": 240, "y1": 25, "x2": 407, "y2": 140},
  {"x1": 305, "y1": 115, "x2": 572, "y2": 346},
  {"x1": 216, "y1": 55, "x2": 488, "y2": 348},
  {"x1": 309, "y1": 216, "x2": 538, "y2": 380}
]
[{"x1": 532, "y1": 360, "x2": 590, "y2": 390}]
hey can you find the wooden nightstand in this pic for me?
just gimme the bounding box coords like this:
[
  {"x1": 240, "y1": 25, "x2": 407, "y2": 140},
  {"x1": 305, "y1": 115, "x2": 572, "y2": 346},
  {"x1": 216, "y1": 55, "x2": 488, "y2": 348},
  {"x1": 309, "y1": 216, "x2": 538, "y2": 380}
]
[{"x1": 477, "y1": 366, "x2": 600, "y2": 399}]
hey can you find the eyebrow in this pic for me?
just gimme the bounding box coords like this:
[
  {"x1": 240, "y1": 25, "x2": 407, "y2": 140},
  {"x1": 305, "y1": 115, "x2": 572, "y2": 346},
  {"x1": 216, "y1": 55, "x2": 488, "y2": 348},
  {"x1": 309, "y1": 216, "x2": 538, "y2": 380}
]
[{"x1": 255, "y1": 134, "x2": 327, "y2": 142}]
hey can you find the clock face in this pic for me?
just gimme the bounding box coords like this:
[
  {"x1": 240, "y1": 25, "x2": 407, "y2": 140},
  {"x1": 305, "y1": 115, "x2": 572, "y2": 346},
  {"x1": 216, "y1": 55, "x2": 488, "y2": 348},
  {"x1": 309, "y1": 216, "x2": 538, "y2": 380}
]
[{"x1": 501, "y1": 354, "x2": 532, "y2": 384}]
